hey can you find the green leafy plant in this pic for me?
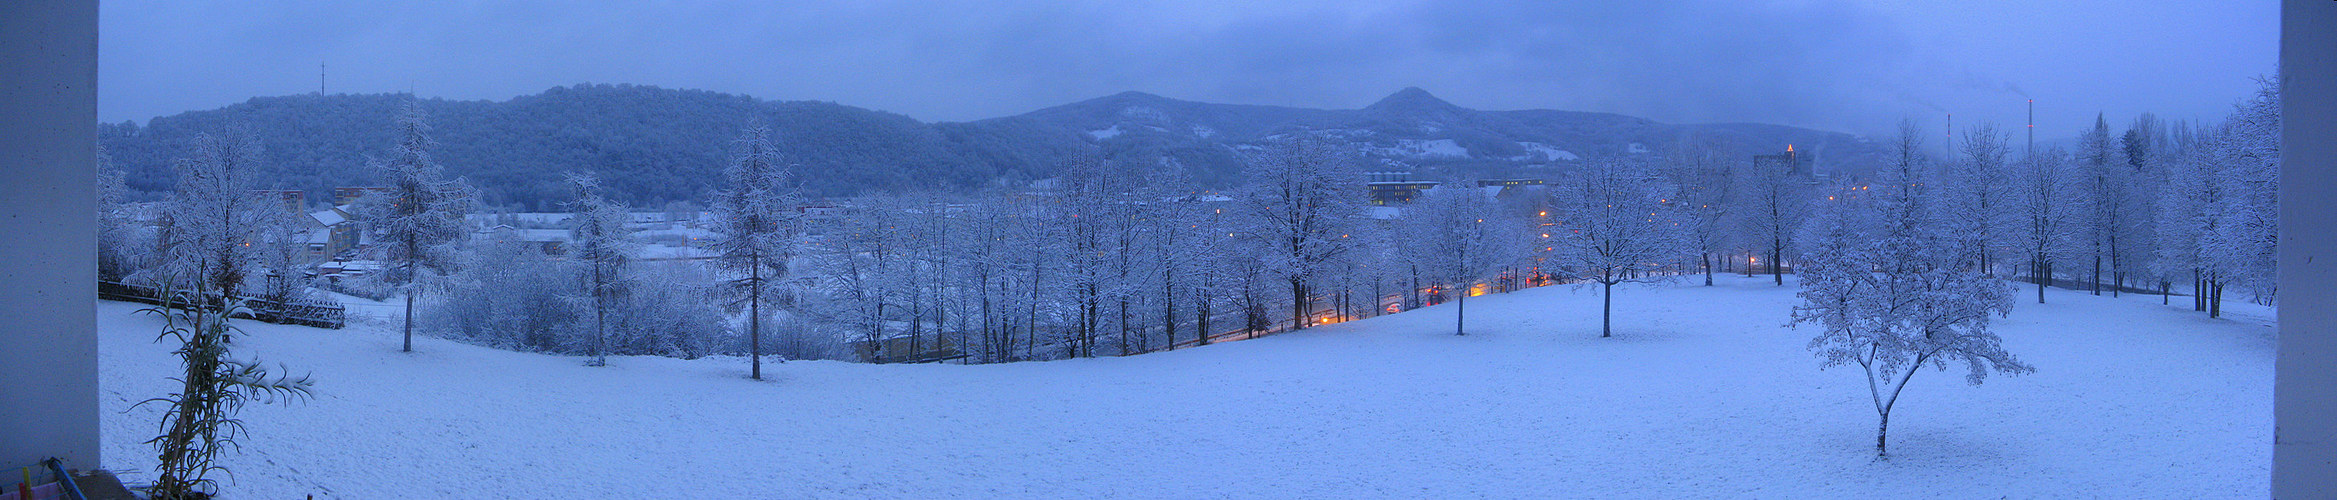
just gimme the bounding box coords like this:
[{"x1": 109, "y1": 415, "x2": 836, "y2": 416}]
[{"x1": 138, "y1": 290, "x2": 313, "y2": 500}]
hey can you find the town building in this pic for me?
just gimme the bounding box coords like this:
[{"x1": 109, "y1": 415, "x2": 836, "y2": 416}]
[
  {"x1": 1366, "y1": 171, "x2": 1439, "y2": 205},
  {"x1": 1752, "y1": 144, "x2": 1815, "y2": 177}
]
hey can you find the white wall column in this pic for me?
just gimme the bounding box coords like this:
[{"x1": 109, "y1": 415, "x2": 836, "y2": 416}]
[
  {"x1": 2277, "y1": 0, "x2": 2337, "y2": 497},
  {"x1": 0, "y1": 0, "x2": 101, "y2": 469}
]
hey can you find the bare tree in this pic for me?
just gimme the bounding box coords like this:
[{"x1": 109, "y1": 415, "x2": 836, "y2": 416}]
[{"x1": 1553, "y1": 158, "x2": 1688, "y2": 338}]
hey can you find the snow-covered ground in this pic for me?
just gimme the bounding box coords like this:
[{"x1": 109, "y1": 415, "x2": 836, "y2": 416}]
[{"x1": 97, "y1": 276, "x2": 2272, "y2": 498}]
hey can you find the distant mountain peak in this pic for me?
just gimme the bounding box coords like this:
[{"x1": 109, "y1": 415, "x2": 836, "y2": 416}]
[{"x1": 1367, "y1": 87, "x2": 1463, "y2": 113}]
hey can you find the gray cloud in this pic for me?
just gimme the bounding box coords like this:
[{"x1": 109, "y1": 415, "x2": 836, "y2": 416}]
[{"x1": 100, "y1": 0, "x2": 2274, "y2": 138}]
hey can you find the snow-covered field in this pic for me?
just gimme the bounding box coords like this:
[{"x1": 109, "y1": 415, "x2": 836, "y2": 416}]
[{"x1": 97, "y1": 276, "x2": 2273, "y2": 498}]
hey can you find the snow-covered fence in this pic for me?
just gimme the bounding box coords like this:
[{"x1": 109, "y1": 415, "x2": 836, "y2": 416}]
[{"x1": 98, "y1": 280, "x2": 346, "y2": 329}]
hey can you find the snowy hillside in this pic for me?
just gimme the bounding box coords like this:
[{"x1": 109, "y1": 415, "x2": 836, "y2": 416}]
[{"x1": 97, "y1": 277, "x2": 2271, "y2": 498}]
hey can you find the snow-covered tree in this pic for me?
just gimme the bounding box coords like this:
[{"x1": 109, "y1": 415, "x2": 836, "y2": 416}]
[
  {"x1": 567, "y1": 172, "x2": 634, "y2": 366},
  {"x1": 1237, "y1": 139, "x2": 1366, "y2": 331},
  {"x1": 2118, "y1": 114, "x2": 2170, "y2": 299},
  {"x1": 1730, "y1": 147, "x2": 1810, "y2": 285},
  {"x1": 1793, "y1": 131, "x2": 2031, "y2": 456},
  {"x1": 944, "y1": 194, "x2": 1029, "y2": 362},
  {"x1": 1405, "y1": 185, "x2": 1529, "y2": 335},
  {"x1": 2012, "y1": 147, "x2": 2079, "y2": 303},
  {"x1": 891, "y1": 194, "x2": 954, "y2": 360},
  {"x1": 1351, "y1": 205, "x2": 1411, "y2": 320},
  {"x1": 822, "y1": 195, "x2": 918, "y2": 361},
  {"x1": 1191, "y1": 198, "x2": 1248, "y2": 346},
  {"x1": 1659, "y1": 138, "x2": 1738, "y2": 286},
  {"x1": 1140, "y1": 171, "x2": 1210, "y2": 350},
  {"x1": 2073, "y1": 114, "x2": 2133, "y2": 296},
  {"x1": 357, "y1": 100, "x2": 475, "y2": 353},
  {"x1": 250, "y1": 203, "x2": 314, "y2": 318},
  {"x1": 142, "y1": 132, "x2": 270, "y2": 299},
  {"x1": 96, "y1": 144, "x2": 145, "y2": 282},
  {"x1": 1552, "y1": 157, "x2": 1687, "y2": 338},
  {"x1": 2155, "y1": 122, "x2": 2218, "y2": 312},
  {"x1": 709, "y1": 127, "x2": 801, "y2": 379},
  {"x1": 2206, "y1": 77, "x2": 2280, "y2": 311},
  {"x1": 1944, "y1": 123, "x2": 2013, "y2": 274},
  {"x1": 1054, "y1": 153, "x2": 1122, "y2": 357}
]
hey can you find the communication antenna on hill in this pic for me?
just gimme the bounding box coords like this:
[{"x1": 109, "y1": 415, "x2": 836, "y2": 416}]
[
  {"x1": 1946, "y1": 113, "x2": 1952, "y2": 143},
  {"x1": 2026, "y1": 99, "x2": 2034, "y2": 160},
  {"x1": 319, "y1": 62, "x2": 326, "y2": 96}
]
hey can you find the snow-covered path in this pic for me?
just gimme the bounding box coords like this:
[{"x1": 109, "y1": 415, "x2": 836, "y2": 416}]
[{"x1": 97, "y1": 276, "x2": 2273, "y2": 498}]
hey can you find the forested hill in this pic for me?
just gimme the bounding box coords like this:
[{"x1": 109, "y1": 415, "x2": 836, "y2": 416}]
[
  {"x1": 100, "y1": 85, "x2": 977, "y2": 209},
  {"x1": 100, "y1": 84, "x2": 1882, "y2": 209}
]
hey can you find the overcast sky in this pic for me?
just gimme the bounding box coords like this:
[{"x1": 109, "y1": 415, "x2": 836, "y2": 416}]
[{"x1": 100, "y1": 0, "x2": 2275, "y2": 139}]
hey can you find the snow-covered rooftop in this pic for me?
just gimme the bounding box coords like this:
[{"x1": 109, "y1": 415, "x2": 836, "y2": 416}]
[{"x1": 310, "y1": 209, "x2": 346, "y2": 226}]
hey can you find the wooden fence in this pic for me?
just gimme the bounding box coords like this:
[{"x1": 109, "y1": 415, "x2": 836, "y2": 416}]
[{"x1": 99, "y1": 280, "x2": 347, "y2": 329}]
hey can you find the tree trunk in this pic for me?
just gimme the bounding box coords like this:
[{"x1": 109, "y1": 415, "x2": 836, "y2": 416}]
[
  {"x1": 978, "y1": 270, "x2": 995, "y2": 362},
  {"x1": 1371, "y1": 279, "x2": 1384, "y2": 318},
  {"x1": 2092, "y1": 255, "x2": 2102, "y2": 295},
  {"x1": 2035, "y1": 255, "x2": 2046, "y2": 304},
  {"x1": 1163, "y1": 278, "x2": 1177, "y2": 352},
  {"x1": 1601, "y1": 281, "x2": 1614, "y2": 338},
  {"x1": 1770, "y1": 247, "x2": 1784, "y2": 285},
  {"x1": 2211, "y1": 282, "x2": 2224, "y2": 318},
  {"x1": 1196, "y1": 289, "x2": 1212, "y2": 346},
  {"x1": 2110, "y1": 233, "x2": 2120, "y2": 296},
  {"x1": 1455, "y1": 287, "x2": 1467, "y2": 336},
  {"x1": 2194, "y1": 270, "x2": 2205, "y2": 312},
  {"x1": 592, "y1": 262, "x2": 606, "y2": 366},
  {"x1": 402, "y1": 289, "x2": 416, "y2": 352},
  {"x1": 1702, "y1": 252, "x2": 1714, "y2": 286},
  {"x1": 1290, "y1": 279, "x2": 1307, "y2": 331},
  {"x1": 1408, "y1": 268, "x2": 1420, "y2": 310},
  {"x1": 749, "y1": 255, "x2": 762, "y2": 380},
  {"x1": 1876, "y1": 411, "x2": 1891, "y2": 456}
]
